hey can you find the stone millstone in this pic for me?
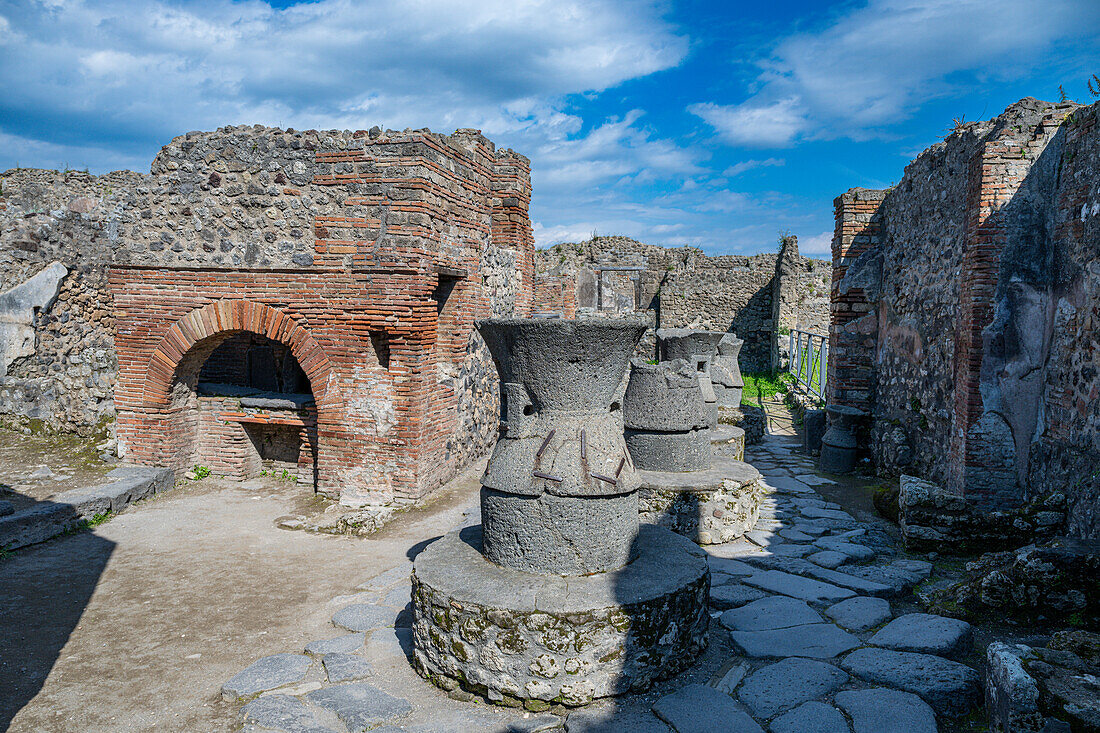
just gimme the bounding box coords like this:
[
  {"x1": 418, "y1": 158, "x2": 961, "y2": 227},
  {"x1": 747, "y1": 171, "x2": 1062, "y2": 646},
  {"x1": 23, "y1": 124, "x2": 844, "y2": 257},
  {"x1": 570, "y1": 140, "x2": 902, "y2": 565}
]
[{"x1": 411, "y1": 524, "x2": 709, "y2": 706}]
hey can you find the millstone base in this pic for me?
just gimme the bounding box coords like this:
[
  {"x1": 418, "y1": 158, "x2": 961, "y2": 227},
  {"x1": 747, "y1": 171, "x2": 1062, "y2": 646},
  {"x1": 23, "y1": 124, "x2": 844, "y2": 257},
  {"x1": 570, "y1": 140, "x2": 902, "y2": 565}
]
[
  {"x1": 637, "y1": 456, "x2": 765, "y2": 544},
  {"x1": 411, "y1": 524, "x2": 709, "y2": 707},
  {"x1": 709, "y1": 424, "x2": 746, "y2": 459}
]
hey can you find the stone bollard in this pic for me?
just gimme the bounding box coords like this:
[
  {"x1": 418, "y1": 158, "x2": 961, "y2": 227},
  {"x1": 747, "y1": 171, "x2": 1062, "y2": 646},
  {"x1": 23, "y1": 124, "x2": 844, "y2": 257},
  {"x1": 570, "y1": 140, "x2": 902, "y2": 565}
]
[
  {"x1": 411, "y1": 317, "x2": 710, "y2": 707},
  {"x1": 819, "y1": 404, "x2": 866, "y2": 474},
  {"x1": 803, "y1": 409, "x2": 826, "y2": 455},
  {"x1": 711, "y1": 333, "x2": 745, "y2": 408},
  {"x1": 623, "y1": 358, "x2": 713, "y2": 472}
]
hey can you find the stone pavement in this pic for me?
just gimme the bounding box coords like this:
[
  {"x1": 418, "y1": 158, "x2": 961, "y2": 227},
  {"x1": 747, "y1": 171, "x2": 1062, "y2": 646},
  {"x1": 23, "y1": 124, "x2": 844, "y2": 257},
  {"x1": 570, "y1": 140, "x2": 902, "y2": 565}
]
[{"x1": 223, "y1": 432, "x2": 978, "y2": 732}]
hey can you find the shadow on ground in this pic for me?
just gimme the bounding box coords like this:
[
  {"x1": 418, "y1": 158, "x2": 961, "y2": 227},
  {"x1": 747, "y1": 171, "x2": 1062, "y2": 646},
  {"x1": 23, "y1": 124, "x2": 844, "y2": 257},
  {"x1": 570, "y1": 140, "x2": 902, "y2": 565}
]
[{"x1": 0, "y1": 508, "x2": 113, "y2": 729}]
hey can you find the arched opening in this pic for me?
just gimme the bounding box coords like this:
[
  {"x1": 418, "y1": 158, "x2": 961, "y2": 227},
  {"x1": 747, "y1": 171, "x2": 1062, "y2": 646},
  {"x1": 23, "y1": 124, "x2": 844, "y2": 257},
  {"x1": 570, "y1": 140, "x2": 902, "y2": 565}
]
[{"x1": 170, "y1": 329, "x2": 321, "y2": 489}]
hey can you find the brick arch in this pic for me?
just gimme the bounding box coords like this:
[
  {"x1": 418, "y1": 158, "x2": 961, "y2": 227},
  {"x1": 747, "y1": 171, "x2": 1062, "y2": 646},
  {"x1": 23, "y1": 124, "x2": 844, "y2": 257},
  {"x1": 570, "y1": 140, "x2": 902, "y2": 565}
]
[{"x1": 141, "y1": 300, "x2": 333, "y2": 406}]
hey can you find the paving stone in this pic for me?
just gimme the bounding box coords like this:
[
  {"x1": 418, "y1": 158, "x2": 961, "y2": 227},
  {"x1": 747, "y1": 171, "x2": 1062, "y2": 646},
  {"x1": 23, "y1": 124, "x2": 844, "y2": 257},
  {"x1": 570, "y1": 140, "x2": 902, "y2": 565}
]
[
  {"x1": 379, "y1": 585, "x2": 411, "y2": 609},
  {"x1": 813, "y1": 538, "x2": 876, "y2": 562},
  {"x1": 840, "y1": 647, "x2": 981, "y2": 717},
  {"x1": 840, "y1": 560, "x2": 932, "y2": 595},
  {"x1": 332, "y1": 603, "x2": 396, "y2": 632},
  {"x1": 731, "y1": 623, "x2": 862, "y2": 659},
  {"x1": 825, "y1": 596, "x2": 892, "y2": 631},
  {"x1": 305, "y1": 633, "x2": 365, "y2": 656},
  {"x1": 737, "y1": 657, "x2": 848, "y2": 718},
  {"x1": 778, "y1": 528, "x2": 815, "y2": 542},
  {"x1": 706, "y1": 538, "x2": 761, "y2": 558},
  {"x1": 761, "y1": 476, "x2": 815, "y2": 494},
  {"x1": 766, "y1": 543, "x2": 815, "y2": 558},
  {"x1": 223, "y1": 654, "x2": 313, "y2": 701},
  {"x1": 836, "y1": 688, "x2": 937, "y2": 733},
  {"x1": 869, "y1": 613, "x2": 972, "y2": 657},
  {"x1": 565, "y1": 704, "x2": 671, "y2": 732},
  {"x1": 802, "y1": 565, "x2": 894, "y2": 597},
  {"x1": 707, "y1": 556, "x2": 756, "y2": 576},
  {"x1": 745, "y1": 529, "x2": 778, "y2": 546},
  {"x1": 769, "y1": 701, "x2": 849, "y2": 733},
  {"x1": 792, "y1": 473, "x2": 837, "y2": 486},
  {"x1": 719, "y1": 596, "x2": 822, "y2": 631},
  {"x1": 356, "y1": 564, "x2": 412, "y2": 591},
  {"x1": 322, "y1": 652, "x2": 373, "y2": 682},
  {"x1": 239, "y1": 694, "x2": 336, "y2": 733},
  {"x1": 710, "y1": 583, "x2": 769, "y2": 610},
  {"x1": 808, "y1": 550, "x2": 849, "y2": 569},
  {"x1": 800, "y1": 506, "x2": 854, "y2": 521},
  {"x1": 652, "y1": 684, "x2": 763, "y2": 733},
  {"x1": 791, "y1": 522, "x2": 828, "y2": 536},
  {"x1": 743, "y1": 570, "x2": 856, "y2": 604},
  {"x1": 713, "y1": 662, "x2": 750, "y2": 694},
  {"x1": 306, "y1": 683, "x2": 413, "y2": 732}
]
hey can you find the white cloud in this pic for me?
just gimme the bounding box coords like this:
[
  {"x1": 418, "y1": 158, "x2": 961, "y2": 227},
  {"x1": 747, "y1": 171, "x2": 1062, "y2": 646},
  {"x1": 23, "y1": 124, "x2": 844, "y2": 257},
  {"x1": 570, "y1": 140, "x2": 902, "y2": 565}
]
[
  {"x1": 722, "y1": 157, "x2": 784, "y2": 177},
  {"x1": 689, "y1": 98, "x2": 808, "y2": 147},
  {"x1": 799, "y1": 230, "x2": 833, "y2": 257},
  {"x1": 693, "y1": 0, "x2": 1100, "y2": 145}
]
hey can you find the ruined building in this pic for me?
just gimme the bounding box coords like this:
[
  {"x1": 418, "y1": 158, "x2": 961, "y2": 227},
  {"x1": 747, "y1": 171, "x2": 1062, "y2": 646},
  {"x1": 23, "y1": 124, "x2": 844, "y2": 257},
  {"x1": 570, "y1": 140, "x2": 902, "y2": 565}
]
[
  {"x1": 535, "y1": 235, "x2": 830, "y2": 371},
  {"x1": 0, "y1": 125, "x2": 538, "y2": 506},
  {"x1": 828, "y1": 98, "x2": 1100, "y2": 540}
]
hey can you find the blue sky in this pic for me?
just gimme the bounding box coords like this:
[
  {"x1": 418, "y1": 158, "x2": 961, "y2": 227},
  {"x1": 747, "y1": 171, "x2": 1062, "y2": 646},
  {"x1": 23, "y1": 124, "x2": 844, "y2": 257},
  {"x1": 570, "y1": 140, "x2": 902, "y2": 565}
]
[{"x1": 2, "y1": 0, "x2": 1099, "y2": 256}]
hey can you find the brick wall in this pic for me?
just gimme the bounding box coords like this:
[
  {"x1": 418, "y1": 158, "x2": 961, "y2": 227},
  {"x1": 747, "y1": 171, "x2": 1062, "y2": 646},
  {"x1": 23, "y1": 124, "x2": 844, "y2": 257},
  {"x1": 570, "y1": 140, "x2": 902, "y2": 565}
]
[
  {"x1": 532, "y1": 274, "x2": 577, "y2": 318},
  {"x1": 826, "y1": 188, "x2": 885, "y2": 414}
]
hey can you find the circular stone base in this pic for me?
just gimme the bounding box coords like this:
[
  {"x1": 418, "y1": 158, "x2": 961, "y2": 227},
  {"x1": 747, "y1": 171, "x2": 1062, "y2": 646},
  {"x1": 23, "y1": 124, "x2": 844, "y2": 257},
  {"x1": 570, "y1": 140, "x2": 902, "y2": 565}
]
[{"x1": 411, "y1": 524, "x2": 709, "y2": 707}]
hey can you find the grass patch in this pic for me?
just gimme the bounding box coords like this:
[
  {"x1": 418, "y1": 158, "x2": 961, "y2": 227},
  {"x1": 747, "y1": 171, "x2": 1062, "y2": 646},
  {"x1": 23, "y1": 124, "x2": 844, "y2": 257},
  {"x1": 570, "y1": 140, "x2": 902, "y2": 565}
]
[
  {"x1": 741, "y1": 371, "x2": 793, "y2": 405},
  {"x1": 62, "y1": 511, "x2": 112, "y2": 536}
]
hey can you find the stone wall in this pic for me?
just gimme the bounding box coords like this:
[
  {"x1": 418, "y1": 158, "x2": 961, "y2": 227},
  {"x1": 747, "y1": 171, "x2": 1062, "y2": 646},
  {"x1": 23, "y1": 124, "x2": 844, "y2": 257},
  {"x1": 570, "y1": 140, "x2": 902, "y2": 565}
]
[
  {"x1": 827, "y1": 98, "x2": 1100, "y2": 539},
  {"x1": 534, "y1": 236, "x2": 830, "y2": 372},
  {"x1": 1, "y1": 124, "x2": 535, "y2": 506}
]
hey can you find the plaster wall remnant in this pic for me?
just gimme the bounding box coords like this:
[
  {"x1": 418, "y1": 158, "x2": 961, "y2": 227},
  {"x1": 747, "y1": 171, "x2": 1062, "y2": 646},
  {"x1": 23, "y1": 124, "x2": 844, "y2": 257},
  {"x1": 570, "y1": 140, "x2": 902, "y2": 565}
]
[
  {"x1": 826, "y1": 97, "x2": 1100, "y2": 541},
  {"x1": 0, "y1": 261, "x2": 67, "y2": 377},
  {"x1": 1, "y1": 125, "x2": 536, "y2": 507}
]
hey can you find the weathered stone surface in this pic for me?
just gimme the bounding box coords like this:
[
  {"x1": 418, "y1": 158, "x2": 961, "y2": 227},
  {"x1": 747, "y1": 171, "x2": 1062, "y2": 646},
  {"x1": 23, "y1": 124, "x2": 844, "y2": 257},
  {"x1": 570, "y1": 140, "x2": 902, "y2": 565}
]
[
  {"x1": 709, "y1": 583, "x2": 768, "y2": 610},
  {"x1": 808, "y1": 550, "x2": 849, "y2": 569},
  {"x1": 305, "y1": 634, "x2": 365, "y2": 656},
  {"x1": 637, "y1": 459, "x2": 766, "y2": 545},
  {"x1": 719, "y1": 596, "x2": 822, "y2": 631},
  {"x1": 707, "y1": 556, "x2": 755, "y2": 577},
  {"x1": 713, "y1": 662, "x2": 750, "y2": 694},
  {"x1": 623, "y1": 358, "x2": 710, "y2": 433},
  {"x1": 813, "y1": 538, "x2": 875, "y2": 562},
  {"x1": 412, "y1": 524, "x2": 709, "y2": 705},
  {"x1": 825, "y1": 596, "x2": 892, "y2": 631},
  {"x1": 869, "y1": 613, "x2": 972, "y2": 658},
  {"x1": 332, "y1": 604, "x2": 395, "y2": 633},
  {"x1": 730, "y1": 623, "x2": 861, "y2": 659},
  {"x1": 742, "y1": 570, "x2": 855, "y2": 604},
  {"x1": 222, "y1": 654, "x2": 312, "y2": 701},
  {"x1": 841, "y1": 647, "x2": 980, "y2": 717},
  {"x1": 770, "y1": 701, "x2": 848, "y2": 733},
  {"x1": 760, "y1": 476, "x2": 815, "y2": 494},
  {"x1": 652, "y1": 684, "x2": 763, "y2": 733},
  {"x1": 239, "y1": 694, "x2": 335, "y2": 733},
  {"x1": 564, "y1": 704, "x2": 671, "y2": 732},
  {"x1": 985, "y1": 642, "x2": 1047, "y2": 733},
  {"x1": 306, "y1": 683, "x2": 412, "y2": 732},
  {"x1": 322, "y1": 652, "x2": 373, "y2": 683},
  {"x1": 736, "y1": 657, "x2": 848, "y2": 718},
  {"x1": 357, "y1": 565, "x2": 412, "y2": 591},
  {"x1": 835, "y1": 688, "x2": 937, "y2": 733}
]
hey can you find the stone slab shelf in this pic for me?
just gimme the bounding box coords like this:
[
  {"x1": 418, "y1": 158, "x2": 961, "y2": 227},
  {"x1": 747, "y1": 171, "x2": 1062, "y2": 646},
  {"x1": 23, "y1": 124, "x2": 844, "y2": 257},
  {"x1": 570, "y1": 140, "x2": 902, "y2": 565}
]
[
  {"x1": 0, "y1": 465, "x2": 174, "y2": 550},
  {"x1": 637, "y1": 456, "x2": 766, "y2": 545}
]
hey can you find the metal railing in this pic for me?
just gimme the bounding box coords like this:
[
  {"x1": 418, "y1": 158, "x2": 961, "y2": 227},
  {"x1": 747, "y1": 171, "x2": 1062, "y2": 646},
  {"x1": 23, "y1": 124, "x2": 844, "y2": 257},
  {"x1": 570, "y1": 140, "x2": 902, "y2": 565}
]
[{"x1": 787, "y1": 329, "x2": 828, "y2": 403}]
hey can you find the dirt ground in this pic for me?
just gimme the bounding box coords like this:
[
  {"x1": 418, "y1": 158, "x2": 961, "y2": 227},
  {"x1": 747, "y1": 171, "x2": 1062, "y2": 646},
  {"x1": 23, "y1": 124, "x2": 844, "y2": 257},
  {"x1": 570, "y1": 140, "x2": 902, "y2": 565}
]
[
  {"x1": 0, "y1": 428, "x2": 112, "y2": 512},
  {"x1": 0, "y1": 465, "x2": 483, "y2": 732}
]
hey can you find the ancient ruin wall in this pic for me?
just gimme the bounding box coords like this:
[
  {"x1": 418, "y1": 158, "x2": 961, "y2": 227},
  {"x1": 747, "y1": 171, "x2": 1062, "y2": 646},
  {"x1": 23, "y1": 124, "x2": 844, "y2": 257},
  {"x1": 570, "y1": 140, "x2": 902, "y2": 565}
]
[
  {"x1": 1, "y1": 125, "x2": 535, "y2": 504},
  {"x1": 829, "y1": 98, "x2": 1100, "y2": 538},
  {"x1": 534, "y1": 236, "x2": 829, "y2": 372}
]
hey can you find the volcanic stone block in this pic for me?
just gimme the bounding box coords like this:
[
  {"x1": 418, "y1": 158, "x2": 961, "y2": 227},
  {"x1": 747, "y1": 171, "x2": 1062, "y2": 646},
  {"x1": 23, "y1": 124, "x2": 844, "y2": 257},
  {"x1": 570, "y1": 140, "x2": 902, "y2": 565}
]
[
  {"x1": 477, "y1": 317, "x2": 648, "y2": 575},
  {"x1": 623, "y1": 358, "x2": 712, "y2": 472},
  {"x1": 711, "y1": 333, "x2": 745, "y2": 408},
  {"x1": 656, "y1": 328, "x2": 724, "y2": 368}
]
